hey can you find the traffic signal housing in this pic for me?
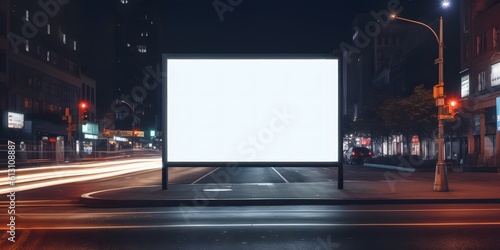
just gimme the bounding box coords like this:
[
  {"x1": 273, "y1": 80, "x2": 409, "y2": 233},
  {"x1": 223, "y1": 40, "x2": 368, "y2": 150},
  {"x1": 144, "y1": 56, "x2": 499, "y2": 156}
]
[
  {"x1": 449, "y1": 100, "x2": 458, "y2": 117},
  {"x1": 441, "y1": 99, "x2": 459, "y2": 121},
  {"x1": 79, "y1": 102, "x2": 89, "y2": 124}
]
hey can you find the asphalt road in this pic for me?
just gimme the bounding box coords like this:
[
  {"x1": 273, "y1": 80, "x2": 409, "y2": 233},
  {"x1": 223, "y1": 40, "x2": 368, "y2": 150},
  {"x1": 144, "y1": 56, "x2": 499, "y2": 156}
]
[
  {"x1": 3, "y1": 158, "x2": 500, "y2": 249},
  {"x1": 2, "y1": 204, "x2": 500, "y2": 249}
]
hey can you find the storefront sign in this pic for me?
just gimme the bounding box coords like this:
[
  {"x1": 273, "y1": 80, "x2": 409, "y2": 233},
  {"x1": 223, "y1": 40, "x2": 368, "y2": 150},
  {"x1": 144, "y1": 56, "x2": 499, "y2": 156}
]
[
  {"x1": 7, "y1": 112, "x2": 24, "y2": 129},
  {"x1": 82, "y1": 122, "x2": 98, "y2": 135},
  {"x1": 492, "y1": 62, "x2": 500, "y2": 87},
  {"x1": 84, "y1": 134, "x2": 98, "y2": 140}
]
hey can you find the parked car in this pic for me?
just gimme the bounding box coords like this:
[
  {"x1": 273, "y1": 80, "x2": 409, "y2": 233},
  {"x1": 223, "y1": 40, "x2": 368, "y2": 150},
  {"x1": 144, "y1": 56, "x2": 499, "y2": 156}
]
[{"x1": 345, "y1": 147, "x2": 372, "y2": 165}]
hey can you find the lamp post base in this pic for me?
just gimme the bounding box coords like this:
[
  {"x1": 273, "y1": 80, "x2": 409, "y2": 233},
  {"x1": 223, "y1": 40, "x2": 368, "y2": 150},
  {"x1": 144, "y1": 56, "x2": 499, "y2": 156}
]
[{"x1": 434, "y1": 162, "x2": 449, "y2": 191}]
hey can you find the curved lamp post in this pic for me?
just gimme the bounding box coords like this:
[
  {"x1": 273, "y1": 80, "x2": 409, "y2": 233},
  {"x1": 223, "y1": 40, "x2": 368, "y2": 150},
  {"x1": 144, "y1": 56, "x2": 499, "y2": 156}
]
[{"x1": 390, "y1": 14, "x2": 448, "y2": 191}]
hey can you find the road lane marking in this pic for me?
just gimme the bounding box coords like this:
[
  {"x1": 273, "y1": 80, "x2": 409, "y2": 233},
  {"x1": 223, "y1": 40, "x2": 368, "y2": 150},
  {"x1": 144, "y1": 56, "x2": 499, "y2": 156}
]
[
  {"x1": 7, "y1": 207, "x2": 500, "y2": 216},
  {"x1": 12, "y1": 221, "x2": 500, "y2": 230},
  {"x1": 191, "y1": 167, "x2": 221, "y2": 184},
  {"x1": 271, "y1": 167, "x2": 289, "y2": 183}
]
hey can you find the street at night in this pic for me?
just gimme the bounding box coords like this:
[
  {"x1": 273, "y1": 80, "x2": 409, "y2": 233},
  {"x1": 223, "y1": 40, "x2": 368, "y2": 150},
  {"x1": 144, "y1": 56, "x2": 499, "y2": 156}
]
[
  {"x1": 2, "y1": 0, "x2": 500, "y2": 249},
  {"x1": 1, "y1": 156, "x2": 500, "y2": 249}
]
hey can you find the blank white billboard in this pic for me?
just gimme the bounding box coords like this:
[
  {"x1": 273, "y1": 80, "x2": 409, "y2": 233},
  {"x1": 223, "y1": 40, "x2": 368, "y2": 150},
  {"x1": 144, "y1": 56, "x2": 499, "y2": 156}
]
[{"x1": 165, "y1": 55, "x2": 339, "y2": 163}]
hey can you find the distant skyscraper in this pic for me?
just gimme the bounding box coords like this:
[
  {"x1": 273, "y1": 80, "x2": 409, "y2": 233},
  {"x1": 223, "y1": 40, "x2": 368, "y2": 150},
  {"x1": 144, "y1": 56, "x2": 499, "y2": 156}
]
[{"x1": 114, "y1": 0, "x2": 160, "y2": 133}]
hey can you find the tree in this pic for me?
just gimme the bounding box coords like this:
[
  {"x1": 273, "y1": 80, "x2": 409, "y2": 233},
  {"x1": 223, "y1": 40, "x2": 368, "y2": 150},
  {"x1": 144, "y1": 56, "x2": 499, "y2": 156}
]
[{"x1": 402, "y1": 85, "x2": 436, "y2": 154}]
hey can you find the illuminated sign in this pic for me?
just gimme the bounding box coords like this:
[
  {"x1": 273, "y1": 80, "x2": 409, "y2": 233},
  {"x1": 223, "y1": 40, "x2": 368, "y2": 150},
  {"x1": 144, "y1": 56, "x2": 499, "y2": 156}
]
[
  {"x1": 492, "y1": 62, "x2": 500, "y2": 87},
  {"x1": 7, "y1": 112, "x2": 24, "y2": 129},
  {"x1": 84, "y1": 134, "x2": 98, "y2": 140},
  {"x1": 82, "y1": 123, "x2": 98, "y2": 135},
  {"x1": 113, "y1": 136, "x2": 128, "y2": 142}
]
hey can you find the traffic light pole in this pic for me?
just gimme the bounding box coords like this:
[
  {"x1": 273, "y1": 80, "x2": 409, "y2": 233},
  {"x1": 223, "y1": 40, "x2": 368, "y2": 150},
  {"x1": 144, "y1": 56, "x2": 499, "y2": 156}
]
[{"x1": 434, "y1": 17, "x2": 448, "y2": 191}]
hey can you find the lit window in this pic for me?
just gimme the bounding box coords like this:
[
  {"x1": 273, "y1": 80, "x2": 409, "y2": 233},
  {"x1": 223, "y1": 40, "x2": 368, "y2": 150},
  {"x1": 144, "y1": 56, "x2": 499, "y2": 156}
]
[
  {"x1": 62, "y1": 33, "x2": 66, "y2": 44},
  {"x1": 25, "y1": 40, "x2": 29, "y2": 52},
  {"x1": 121, "y1": 0, "x2": 128, "y2": 4},
  {"x1": 73, "y1": 41, "x2": 77, "y2": 50},
  {"x1": 145, "y1": 32, "x2": 148, "y2": 37},
  {"x1": 461, "y1": 75, "x2": 469, "y2": 98},
  {"x1": 137, "y1": 45, "x2": 147, "y2": 53},
  {"x1": 47, "y1": 51, "x2": 50, "y2": 61},
  {"x1": 127, "y1": 43, "x2": 131, "y2": 47},
  {"x1": 47, "y1": 24, "x2": 51, "y2": 34},
  {"x1": 24, "y1": 98, "x2": 29, "y2": 109},
  {"x1": 25, "y1": 10, "x2": 29, "y2": 21}
]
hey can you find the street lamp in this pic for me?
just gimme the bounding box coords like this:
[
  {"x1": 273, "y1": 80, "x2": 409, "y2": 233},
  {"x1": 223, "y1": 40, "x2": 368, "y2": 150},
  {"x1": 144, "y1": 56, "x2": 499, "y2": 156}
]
[{"x1": 391, "y1": 14, "x2": 448, "y2": 191}]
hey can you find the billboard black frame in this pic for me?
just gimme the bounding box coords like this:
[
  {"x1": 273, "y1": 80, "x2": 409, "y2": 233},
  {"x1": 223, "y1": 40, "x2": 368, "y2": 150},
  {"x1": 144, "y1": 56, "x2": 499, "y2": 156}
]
[{"x1": 161, "y1": 53, "x2": 343, "y2": 189}]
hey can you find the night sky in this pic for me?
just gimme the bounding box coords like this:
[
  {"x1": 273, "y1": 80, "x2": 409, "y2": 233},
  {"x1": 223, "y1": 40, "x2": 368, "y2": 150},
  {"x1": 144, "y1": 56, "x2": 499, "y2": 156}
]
[{"x1": 80, "y1": 0, "x2": 460, "y2": 115}]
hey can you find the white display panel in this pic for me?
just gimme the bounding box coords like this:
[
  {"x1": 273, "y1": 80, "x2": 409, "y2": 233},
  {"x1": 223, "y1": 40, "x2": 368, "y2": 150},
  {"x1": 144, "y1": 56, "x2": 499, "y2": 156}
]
[{"x1": 165, "y1": 56, "x2": 339, "y2": 163}]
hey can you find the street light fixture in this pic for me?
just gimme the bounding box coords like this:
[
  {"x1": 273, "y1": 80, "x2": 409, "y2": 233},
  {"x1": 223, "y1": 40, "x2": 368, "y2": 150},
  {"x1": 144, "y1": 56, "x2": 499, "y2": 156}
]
[
  {"x1": 116, "y1": 99, "x2": 136, "y2": 148},
  {"x1": 391, "y1": 14, "x2": 449, "y2": 191}
]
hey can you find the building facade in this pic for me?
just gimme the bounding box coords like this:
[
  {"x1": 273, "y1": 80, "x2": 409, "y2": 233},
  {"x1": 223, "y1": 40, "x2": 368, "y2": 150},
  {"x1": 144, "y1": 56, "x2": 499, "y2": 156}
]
[
  {"x1": 460, "y1": 0, "x2": 500, "y2": 167},
  {"x1": 0, "y1": 0, "x2": 94, "y2": 161}
]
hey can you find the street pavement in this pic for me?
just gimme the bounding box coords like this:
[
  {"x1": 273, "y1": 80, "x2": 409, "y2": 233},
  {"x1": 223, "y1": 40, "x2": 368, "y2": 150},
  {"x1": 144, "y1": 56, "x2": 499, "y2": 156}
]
[{"x1": 80, "y1": 163, "x2": 500, "y2": 207}]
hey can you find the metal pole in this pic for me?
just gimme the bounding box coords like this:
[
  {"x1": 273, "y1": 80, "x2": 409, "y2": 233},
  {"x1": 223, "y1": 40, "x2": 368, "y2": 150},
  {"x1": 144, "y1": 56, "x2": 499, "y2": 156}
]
[
  {"x1": 132, "y1": 104, "x2": 135, "y2": 149},
  {"x1": 434, "y1": 17, "x2": 449, "y2": 191}
]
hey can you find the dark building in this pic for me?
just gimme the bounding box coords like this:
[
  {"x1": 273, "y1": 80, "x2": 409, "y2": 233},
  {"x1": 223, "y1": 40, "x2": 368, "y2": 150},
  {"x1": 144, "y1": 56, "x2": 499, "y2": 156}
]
[
  {"x1": 113, "y1": 0, "x2": 161, "y2": 137},
  {"x1": 0, "y1": 0, "x2": 97, "y2": 160},
  {"x1": 460, "y1": 0, "x2": 500, "y2": 167}
]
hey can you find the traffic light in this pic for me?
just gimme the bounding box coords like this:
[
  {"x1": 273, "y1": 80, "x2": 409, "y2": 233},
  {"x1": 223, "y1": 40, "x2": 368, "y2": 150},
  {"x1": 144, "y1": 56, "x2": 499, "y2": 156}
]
[
  {"x1": 82, "y1": 111, "x2": 88, "y2": 124},
  {"x1": 448, "y1": 99, "x2": 458, "y2": 117},
  {"x1": 442, "y1": 99, "x2": 459, "y2": 120},
  {"x1": 80, "y1": 102, "x2": 88, "y2": 124}
]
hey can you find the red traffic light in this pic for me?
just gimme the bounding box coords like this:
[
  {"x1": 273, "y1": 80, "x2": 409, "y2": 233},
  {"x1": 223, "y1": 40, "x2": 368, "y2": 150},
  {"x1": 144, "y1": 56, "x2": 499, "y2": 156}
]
[
  {"x1": 80, "y1": 102, "x2": 87, "y2": 109},
  {"x1": 450, "y1": 100, "x2": 457, "y2": 107}
]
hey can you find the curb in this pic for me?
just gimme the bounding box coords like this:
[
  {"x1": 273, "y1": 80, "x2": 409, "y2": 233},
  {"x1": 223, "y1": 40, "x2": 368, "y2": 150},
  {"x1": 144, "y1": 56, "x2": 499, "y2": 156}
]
[{"x1": 80, "y1": 196, "x2": 500, "y2": 208}]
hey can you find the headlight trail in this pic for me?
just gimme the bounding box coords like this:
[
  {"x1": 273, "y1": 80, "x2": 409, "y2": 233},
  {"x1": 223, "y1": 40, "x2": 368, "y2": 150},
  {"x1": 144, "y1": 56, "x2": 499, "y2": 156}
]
[{"x1": 0, "y1": 158, "x2": 162, "y2": 194}]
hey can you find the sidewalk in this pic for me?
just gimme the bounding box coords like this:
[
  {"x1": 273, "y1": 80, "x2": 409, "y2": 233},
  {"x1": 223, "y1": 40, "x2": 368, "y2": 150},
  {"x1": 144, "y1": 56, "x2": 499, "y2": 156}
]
[{"x1": 81, "y1": 164, "x2": 500, "y2": 207}]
